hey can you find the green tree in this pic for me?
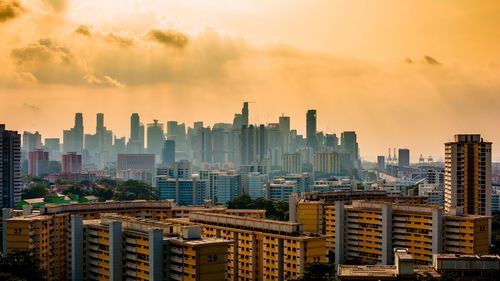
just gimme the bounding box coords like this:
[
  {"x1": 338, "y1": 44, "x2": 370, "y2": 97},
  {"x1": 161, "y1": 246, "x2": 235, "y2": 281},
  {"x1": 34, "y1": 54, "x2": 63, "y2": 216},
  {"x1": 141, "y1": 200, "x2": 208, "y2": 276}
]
[
  {"x1": 62, "y1": 185, "x2": 89, "y2": 197},
  {"x1": 48, "y1": 161, "x2": 61, "y2": 174},
  {"x1": 0, "y1": 250, "x2": 46, "y2": 281},
  {"x1": 54, "y1": 178, "x2": 69, "y2": 185},
  {"x1": 226, "y1": 193, "x2": 255, "y2": 209},
  {"x1": 226, "y1": 194, "x2": 289, "y2": 221},
  {"x1": 97, "y1": 178, "x2": 119, "y2": 187},
  {"x1": 92, "y1": 187, "x2": 115, "y2": 201},
  {"x1": 21, "y1": 184, "x2": 49, "y2": 199},
  {"x1": 290, "y1": 261, "x2": 336, "y2": 281},
  {"x1": 113, "y1": 180, "x2": 159, "y2": 201}
]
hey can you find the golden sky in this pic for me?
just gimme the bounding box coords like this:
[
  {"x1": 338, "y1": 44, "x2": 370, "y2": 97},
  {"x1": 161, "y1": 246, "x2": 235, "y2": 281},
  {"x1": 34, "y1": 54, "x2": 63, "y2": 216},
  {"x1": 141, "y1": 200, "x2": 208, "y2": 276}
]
[{"x1": 1, "y1": 0, "x2": 500, "y2": 161}]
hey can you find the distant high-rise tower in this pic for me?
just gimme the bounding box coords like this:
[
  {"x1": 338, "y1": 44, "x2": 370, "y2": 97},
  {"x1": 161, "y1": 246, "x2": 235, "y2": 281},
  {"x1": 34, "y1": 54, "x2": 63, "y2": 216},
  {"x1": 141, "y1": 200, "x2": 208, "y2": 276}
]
[
  {"x1": 63, "y1": 113, "x2": 84, "y2": 153},
  {"x1": 147, "y1": 120, "x2": 164, "y2": 160},
  {"x1": 377, "y1": 156, "x2": 386, "y2": 172},
  {"x1": 279, "y1": 115, "x2": 291, "y2": 152},
  {"x1": 128, "y1": 113, "x2": 144, "y2": 153},
  {"x1": 242, "y1": 102, "x2": 249, "y2": 127},
  {"x1": 306, "y1": 110, "x2": 317, "y2": 150},
  {"x1": 0, "y1": 124, "x2": 21, "y2": 209},
  {"x1": 445, "y1": 134, "x2": 492, "y2": 216},
  {"x1": 162, "y1": 140, "x2": 175, "y2": 166},
  {"x1": 398, "y1": 149, "x2": 410, "y2": 167}
]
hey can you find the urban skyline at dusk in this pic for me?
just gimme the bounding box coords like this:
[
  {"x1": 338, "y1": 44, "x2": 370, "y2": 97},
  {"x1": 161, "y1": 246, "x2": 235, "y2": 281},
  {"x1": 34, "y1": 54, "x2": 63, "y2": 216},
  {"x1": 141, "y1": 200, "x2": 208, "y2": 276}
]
[
  {"x1": 1, "y1": 1, "x2": 500, "y2": 161},
  {"x1": 2, "y1": 2, "x2": 500, "y2": 281}
]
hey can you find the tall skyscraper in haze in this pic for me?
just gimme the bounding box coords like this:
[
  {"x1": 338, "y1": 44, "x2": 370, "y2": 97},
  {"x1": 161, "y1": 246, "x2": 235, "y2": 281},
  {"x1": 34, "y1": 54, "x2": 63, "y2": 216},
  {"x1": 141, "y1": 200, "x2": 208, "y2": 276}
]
[
  {"x1": 162, "y1": 140, "x2": 175, "y2": 166},
  {"x1": 147, "y1": 120, "x2": 164, "y2": 160},
  {"x1": 242, "y1": 102, "x2": 249, "y2": 127},
  {"x1": 233, "y1": 102, "x2": 249, "y2": 129},
  {"x1": 63, "y1": 113, "x2": 84, "y2": 153},
  {"x1": 445, "y1": 134, "x2": 492, "y2": 216},
  {"x1": 0, "y1": 124, "x2": 21, "y2": 209},
  {"x1": 306, "y1": 110, "x2": 317, "y2": 150},
  {"x1": 279, "y1": 115, "x2": 290, "y2": 152},
  {"x1": 398, "y1": 149, "x2": 410, "y2": 167},
  {"x1": 127, "y1": 113, "x2": 144, "y2": 153},
  {"x1": 377, "y1": 155, "x2": 386, "y2": 172}
]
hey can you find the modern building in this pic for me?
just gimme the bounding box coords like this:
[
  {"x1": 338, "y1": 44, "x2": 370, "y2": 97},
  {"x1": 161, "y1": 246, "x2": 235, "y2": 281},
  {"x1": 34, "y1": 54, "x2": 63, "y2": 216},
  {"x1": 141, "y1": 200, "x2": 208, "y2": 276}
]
[
  {"x1": 146, "y1": 120, "x2": 164, "y2": 161},
  {"x1": 155, "y1": 176, "x2": 207, "y2": 205},
  {"x1": 247, "y1": 172, "x2": 267, "y2": 199},
  {"x1": 157, "y1": 160, "x2": 192, "y2": 179},
  {"x1": 398, "y1": 149, "x2": 410, "y2": 167},
  {"x1": 444, "y1": 134, "x2": 492, "y2": 216},
  {"x1": 0, "y1": 124, "x2": 21, "y2": 210},
  {"x1": 268, "y1": 178, "x2": 297, "y2": 202},
  {"x1": 127, "y1": 113, "x2": 145, "y2": 154},
  {"x1": 199, "y1": 170, "x2": 241, "y2": 204},
  {"x1": 162, "y1": 139, "x2": 175, "y2": 166},
  {"x1": 377, "y1": 155, "x2": 386, "y2": 172},
  {"x1": 306, "y1": 109, "x2": 317, "y2": 150},
  {"x1": 62, "y1": 152, "x2": 82, "y2": 173},
  {"x1": 117, "y1": 154, "x2": 155, "y2": 170},
  {"x1": 28, "y1": 149, "x2": 49, "y2": 176},
  {"x1": 63, "y1": 113, "x2": 84, "y2": 154},
  {"x1": 282, "y1": 152, "x2": 302, "y2": 174},
  {"x1": 313, "y1": 152, "x2": 340, "y2": 175},
  {"x1": 22, "y1": 131, "x2": 42, "y2": 153},
  {"x1": 44, "y1": 138, "x2": 61, "y2": 161}
]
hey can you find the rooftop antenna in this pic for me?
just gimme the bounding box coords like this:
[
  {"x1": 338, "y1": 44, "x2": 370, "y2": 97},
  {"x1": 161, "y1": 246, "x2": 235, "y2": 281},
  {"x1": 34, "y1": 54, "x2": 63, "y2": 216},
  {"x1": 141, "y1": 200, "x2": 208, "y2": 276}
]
[
  {"x1": 387, "y1": 148, "x2": 392, "y2": 163},
  {"x1": 393, "y1": 148, "x2": 397, "y2": 164}
]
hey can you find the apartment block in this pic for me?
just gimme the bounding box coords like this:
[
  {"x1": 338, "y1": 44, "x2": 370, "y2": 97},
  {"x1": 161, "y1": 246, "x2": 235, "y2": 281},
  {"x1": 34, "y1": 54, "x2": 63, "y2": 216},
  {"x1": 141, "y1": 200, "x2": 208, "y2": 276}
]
[
  {"x1": 186, "y1": 212, "x2": 327, "y2": 281},
  {"x1": 74, "y1": 214, "x2": 230, "y2": 281},
  {"x1": 325, "y1": 200, "x2": 490, "y2": 266},
  {"x1": 2, "y1": 200, "x2": 267, "y2": 280},
  {"x1": 445, "y1": 134, "x2": 492, "y2": 216}
]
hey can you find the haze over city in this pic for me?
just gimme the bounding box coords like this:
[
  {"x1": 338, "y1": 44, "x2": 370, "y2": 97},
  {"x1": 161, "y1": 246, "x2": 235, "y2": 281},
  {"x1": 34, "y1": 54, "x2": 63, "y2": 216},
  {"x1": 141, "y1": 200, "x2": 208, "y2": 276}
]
[{"x1": 2, "y1": 0, "x2": 500, "y2": 161}]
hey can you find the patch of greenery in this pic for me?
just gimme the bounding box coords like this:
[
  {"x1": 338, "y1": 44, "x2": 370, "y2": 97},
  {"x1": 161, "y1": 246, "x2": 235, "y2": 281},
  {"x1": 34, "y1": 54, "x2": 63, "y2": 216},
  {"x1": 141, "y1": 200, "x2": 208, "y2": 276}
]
[{"x1": 226, "y1": 193, "x2": 289, "y2": 221}]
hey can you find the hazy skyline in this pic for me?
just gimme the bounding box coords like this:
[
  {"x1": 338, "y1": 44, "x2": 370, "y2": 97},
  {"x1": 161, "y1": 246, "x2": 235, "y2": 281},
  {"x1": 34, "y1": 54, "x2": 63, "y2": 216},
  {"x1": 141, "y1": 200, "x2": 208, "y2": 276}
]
[{"x1": 1, "y1": 0, "x2": 500, "y2": 161}]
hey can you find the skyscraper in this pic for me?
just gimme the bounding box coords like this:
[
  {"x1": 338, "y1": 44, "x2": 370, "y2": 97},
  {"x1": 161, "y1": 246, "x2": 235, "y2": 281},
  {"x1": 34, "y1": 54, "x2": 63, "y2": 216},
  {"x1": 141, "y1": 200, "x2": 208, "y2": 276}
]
[
  {"x1": 306, "y1": 110, "x2": 317, "y2": 150},
  {"x1": 162, "y1": 140, "x2": 175, "y2": 166},
  {"x1": 242, "y1": 102, "x2": 249, "y2": 127},
  {"x1": 127, "y1": 113, "x2": 144, "y2": 153},
  {"x1": 233, "y1": 102, "x2": 249, "y2": 129},
  {"x1": 377, "y1": 155, "x2": 386, "y2": 172},
  {"x1": 147, "y1": 120, "x2": 164, "y2": 160},
  {"x1": 0, "y1": 124, "x2": 21, "y2": 209},
  {"x1": 398, "y1": 148, "x2": 410, "y2": 167},
  {"x1": 279, "y1": 115, "x2": 290, "y2": 152},
  {"x1": 445, "y1": 134, "x2": 492, "y2": 216},
  {"x1": 63, "y1": 113, "x2": 84, "y2": 153}
]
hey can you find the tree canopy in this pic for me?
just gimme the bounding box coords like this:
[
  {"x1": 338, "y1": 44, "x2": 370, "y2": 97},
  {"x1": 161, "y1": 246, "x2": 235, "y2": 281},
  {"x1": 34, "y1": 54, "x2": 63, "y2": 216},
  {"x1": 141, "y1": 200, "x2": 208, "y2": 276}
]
[
  {"x1": 112, "y1": 180, "x2": 159, "y2": 201},
  {"x1": 21, "y1": 184, "x2": 49, "y2": 199},
  {"x1": 0, "y1": 250, "x2": 46, "y2": 281},
  {"x1": 226, "y1": 194, "x2": 289, "y2": 221}
]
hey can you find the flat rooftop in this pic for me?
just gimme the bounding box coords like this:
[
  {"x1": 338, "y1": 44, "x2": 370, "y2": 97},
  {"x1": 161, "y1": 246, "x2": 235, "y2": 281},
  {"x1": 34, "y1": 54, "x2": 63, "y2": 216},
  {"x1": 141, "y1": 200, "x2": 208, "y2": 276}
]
[{"x1": 338, "y1": 265, "x2": 398, "y2": 277}]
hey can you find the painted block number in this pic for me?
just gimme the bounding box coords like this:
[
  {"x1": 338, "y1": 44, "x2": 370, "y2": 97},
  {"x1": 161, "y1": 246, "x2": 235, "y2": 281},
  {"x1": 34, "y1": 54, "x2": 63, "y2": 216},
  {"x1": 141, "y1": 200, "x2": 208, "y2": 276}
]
[{"x1": 208, "y1": 255, "x2": 218, "y2": 263}]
